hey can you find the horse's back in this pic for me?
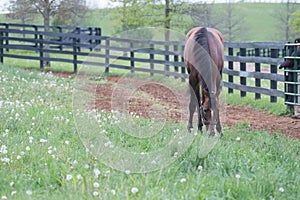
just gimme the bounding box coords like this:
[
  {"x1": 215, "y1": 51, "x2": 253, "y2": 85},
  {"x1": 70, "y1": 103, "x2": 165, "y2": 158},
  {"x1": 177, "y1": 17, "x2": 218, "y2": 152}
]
[{"x1": 185, "y1": 27, "x2": 224, "y2": 71}]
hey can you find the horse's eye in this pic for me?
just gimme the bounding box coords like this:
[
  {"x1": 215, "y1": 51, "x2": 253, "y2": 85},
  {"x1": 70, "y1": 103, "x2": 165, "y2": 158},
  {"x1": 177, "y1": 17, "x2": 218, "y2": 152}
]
[{"x1": 203, "y1": 109, "x2": 209, "y2": 113}]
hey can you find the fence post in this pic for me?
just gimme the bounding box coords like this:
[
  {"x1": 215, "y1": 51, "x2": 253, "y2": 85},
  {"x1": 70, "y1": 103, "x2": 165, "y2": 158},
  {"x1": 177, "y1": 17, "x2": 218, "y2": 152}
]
[
  {"x1": 96, "y1": 28, "x2": 101, "y2": 45},
  {"x1": 130, "y1": 42, "x2": 134, "y2": 74},
  {"x1": 255, "y1": 48, "x2": 261, "y2": 99},
  {"x1": 73, "y1": 37, "x2": 77, "y2": 73},
  {"x1": 88, "y1": 27, "x2": 93, "y2": 51},
  {"x1": 150, "y1": 43, "x2": 154, "y2": 77},
  {"x1": 105, "y1": 38, "x2": 110, "y2": 73},
  {"x1": 174, "y1": 44, "x2": 179, "y2": 79},
  {"x1": 165, "y1": 43, "x2": 170, "y2": 77},
  {"x1": 4, "y1": 23, "x2": 9, "y2": 52},
  {"x1": 181, "y1": 44, "x2": 186, "y2": 82},
  {"x1": 240, "y1": 48, "x2": 247, "y2": 97},
  {"x1": 57, "y1": 26, "x2": 63, "y2": 51},
  {"x1": 39, "y1": 34, "x2": 44, "y2": 69},
  {"x1": 228, "y1": 47, "x2": 234, "y2": 93},
  {"x1": 76, "y1": 27, "x2": 81, "y2": 52},
  {"x1": 33, "y1": 25, "x2": 38, "y2": 49},
  {"x1": 270, "y1": 48, "x2": 278, "y2": 102},
  {"x1": 0, "y1": 31, "x2": 3, "y2": 63}
]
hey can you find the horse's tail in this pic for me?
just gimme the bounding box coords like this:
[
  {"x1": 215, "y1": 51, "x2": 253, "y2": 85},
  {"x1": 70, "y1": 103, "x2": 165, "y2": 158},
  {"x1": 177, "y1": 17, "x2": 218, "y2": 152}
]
[
  {"x1": 193, "y1": 27, "x2": 215, "y2": 108},
  {"x1": 194, "y1": 27, "x2": 211, "y2": 58}
]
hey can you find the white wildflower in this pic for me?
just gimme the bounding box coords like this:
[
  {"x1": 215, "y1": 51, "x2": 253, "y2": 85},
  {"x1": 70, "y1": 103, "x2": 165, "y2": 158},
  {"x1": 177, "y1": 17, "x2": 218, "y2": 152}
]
[
  {"x1": 1, "y1": 157, "x2": 10, "y2": 163},
  {"x1": 94, "y1": 168, "x2": 100, "y2": 178},
  {"x1": 279, "y1": 187, "x2": 284, "y2": 193},
  {"x1": 197, "y1": 165, "x2": 203, "y2": 171},
  {"x1": 93, "y1": 191, "x2": 99, "y2": 196},
  {"x1": 111, "y1": 189, "x2": 116, "y2": 195},
  {"x1": 66, "y1": 174, "x2": 72, "y2": 181},
  {"x1": 93, "y1": 182, "x2": 100, "y2": 188},
  {"x1": 131, "y1": 187, "x2": 138, "y2": 194},
  {"x1": 40, "y1": 139, "x2": 47, "y2": 143},
  {"x1": 180, "y1": 178, "x2": 186, "y2": 183},
  {"x1": 77, "y1": 174, "x2": 83, "y2": 180}
]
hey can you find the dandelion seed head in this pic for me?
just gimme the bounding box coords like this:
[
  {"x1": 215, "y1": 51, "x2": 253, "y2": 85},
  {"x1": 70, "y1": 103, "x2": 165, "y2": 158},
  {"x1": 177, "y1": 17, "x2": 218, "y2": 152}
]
[
  {"x1": 93, "y1": 182, "x2": 100, "y2": 188},
  {"x1": 40, "y1": 139, "x2": 47, "y2": 143},
  {"x1": 10, "y1": 181, "x2": 14, "y2": 187},
  {"x1": 180, "y1": 178, "x2": 187, "y2": 183},
  {"x1": 11, "y1": 191, "x2": 17, "y2": 196},
  {"x1": 131, "y1": 187, "x2": 138, "y2": 194},
  {"x1": 279, "y1": 187, "x2": 284, "y2": 192},
  {"x1": 66, "y1": 174, "x2": 72, "y2": 181},
  {"x1": 93, "y1": 191, "x2": 99, "y2": 196},
  {"x1": 111, "y1": 189, "x2": 116, "y2": 195},
  {"x1": 77, "y1": 174, "x2": 83, "y2": 180}
]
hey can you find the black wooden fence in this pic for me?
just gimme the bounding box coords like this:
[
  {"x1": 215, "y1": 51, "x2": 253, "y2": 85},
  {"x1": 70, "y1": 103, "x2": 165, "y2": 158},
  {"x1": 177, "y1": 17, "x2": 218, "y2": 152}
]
[
  {"x1": 224, "y1": 42, "x2": 285, "y2": 103},
  {"x1": 0, "y1": 23, "x2": 290, "y2": 104}
]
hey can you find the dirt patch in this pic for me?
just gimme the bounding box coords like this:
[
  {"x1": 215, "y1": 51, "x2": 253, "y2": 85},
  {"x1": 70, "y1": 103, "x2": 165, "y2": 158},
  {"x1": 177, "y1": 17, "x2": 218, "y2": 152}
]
[
  {"x1": 51, "y1": 70, "x2": 299, "y2": 140},
  {"x1": 91, "y1": 76, "x2": 300, "y2": 140}
]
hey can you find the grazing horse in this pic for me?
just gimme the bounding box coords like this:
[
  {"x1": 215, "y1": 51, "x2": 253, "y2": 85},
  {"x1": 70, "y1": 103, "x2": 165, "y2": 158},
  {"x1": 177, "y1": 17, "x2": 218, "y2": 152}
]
[{"x1": 183, "y1": 27, "x2": 224, "y2": 136}]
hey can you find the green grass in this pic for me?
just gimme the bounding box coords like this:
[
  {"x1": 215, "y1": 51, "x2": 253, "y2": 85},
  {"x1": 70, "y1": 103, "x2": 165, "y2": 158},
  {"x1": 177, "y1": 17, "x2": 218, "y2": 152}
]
[{"x1": 0, "y1": 63, "x2": 299, "y2": 199}]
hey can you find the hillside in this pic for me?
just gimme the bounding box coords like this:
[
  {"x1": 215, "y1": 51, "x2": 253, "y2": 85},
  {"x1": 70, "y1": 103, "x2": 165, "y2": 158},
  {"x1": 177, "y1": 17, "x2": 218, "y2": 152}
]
[
  {"x1": 1, "y1": 3, "x2": 299, "y2": 42},
  {"x1": 83, "y1": 3, "x2": 298, "y2": 42}
]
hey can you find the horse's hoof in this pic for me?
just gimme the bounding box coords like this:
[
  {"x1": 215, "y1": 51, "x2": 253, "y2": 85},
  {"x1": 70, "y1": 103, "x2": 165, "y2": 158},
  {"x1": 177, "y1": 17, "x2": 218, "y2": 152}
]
[{"x1": 198, "y1": 127, "x2": 203, "y2": 133}]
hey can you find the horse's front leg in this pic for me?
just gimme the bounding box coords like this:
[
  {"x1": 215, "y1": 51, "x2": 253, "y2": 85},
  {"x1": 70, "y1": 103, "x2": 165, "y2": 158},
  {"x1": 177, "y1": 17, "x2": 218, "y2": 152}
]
[
  {"x1": 188, "y1": 98, "x2": 196, "y2": 132},
  {"x1": 216, "y1": 107, "x2": 222, "y2": 136},
  {"x1": 197, "y1": 103, "x2": 203, "y2": 132}
]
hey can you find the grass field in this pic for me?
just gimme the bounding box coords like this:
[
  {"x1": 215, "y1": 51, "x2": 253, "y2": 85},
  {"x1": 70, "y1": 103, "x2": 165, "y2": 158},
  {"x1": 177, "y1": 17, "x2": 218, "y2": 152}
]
[{"x1": 0, "y1": 63, "x2": 299, "y2": 199}]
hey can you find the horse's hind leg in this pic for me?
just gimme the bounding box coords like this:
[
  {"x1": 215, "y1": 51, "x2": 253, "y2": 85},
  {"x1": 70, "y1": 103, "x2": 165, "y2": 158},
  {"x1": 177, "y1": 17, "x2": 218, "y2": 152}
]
[
  {"x1": 188, "y1": 96, "x2": 196, "y2": 131},
  {"x1": 188, "y1": 79, "x2": 202, "y2": 132}
]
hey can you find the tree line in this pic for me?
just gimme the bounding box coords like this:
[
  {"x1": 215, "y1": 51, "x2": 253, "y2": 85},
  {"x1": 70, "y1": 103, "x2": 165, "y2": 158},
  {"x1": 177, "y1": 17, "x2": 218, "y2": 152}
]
[{"x1": 5, "y1": 0, "x2": 300, "y2": 42}]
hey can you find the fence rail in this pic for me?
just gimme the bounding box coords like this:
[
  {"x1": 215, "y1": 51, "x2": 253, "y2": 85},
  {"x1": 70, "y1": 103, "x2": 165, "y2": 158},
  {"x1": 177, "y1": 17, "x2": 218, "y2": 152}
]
[{"x1": 0, "y1": 23, "x2": 291, "y2": 104}]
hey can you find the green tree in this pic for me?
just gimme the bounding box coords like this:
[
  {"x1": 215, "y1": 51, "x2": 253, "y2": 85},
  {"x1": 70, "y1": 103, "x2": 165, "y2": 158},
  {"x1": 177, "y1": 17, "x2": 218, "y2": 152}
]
[
  {"x1": 290, "y1": 11, "x2": 300, "y2": 37},
  {"x1": 275, "y1": 0, "x2": 300, "y2": 41},
  {"x1": 218, "y1": 3, "x2": 248, "y2": 42},
  {"x1": 8, "y1": 0, "x2": 36, "y2": 25},
  {"x1": 188, "y1": 2, "x2": 216, "y2": 28},
  {"x1": 110, "y1": 0, "x2": 147, "y2": 33}
]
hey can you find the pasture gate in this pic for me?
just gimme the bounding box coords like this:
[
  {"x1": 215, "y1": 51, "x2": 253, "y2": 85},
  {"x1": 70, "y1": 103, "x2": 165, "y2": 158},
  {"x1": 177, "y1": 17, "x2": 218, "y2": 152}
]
[
  {"x1": 0, "y1": 23, "x2": 296, "y2": 108},
  {"x1": 282, "y1": 43, "x2": 300, "y2": 107}
]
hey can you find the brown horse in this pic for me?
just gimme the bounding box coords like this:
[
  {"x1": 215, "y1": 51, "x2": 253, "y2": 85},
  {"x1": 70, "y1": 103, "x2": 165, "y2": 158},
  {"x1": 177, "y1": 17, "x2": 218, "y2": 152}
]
[{"x1": 183, "y1": 27, "x2": 224, "y2": 136}]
